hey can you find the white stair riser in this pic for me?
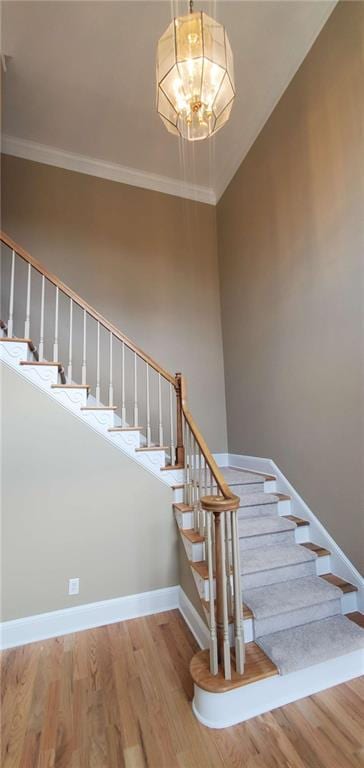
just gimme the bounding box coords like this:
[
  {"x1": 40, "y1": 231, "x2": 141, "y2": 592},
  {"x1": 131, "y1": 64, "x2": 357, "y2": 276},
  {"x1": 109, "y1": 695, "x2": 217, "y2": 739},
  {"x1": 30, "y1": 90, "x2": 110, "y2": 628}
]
[
  {"x1": 175, "y1": 509, "x2": 194, "y2": 530},
  {"x1": 173, "y1": 488, "x2": 185, "y2": 503},
  {"x1": 79, "y1": 410, "x2": 115, "y2": 430},
  {"x1": 180, "y1": 533, "x2": 204, "y2": 563},
  {"x1": 107, "y1": 431, "x2": 141, "y2": 451},
  {"x1": 0, "y1": 341, "x2": 30, "y2": 365},
  {"x1": 19, "y1": 363, "x2": 59, "y2": 390},
  {"x1": 51, "y1": 388, "x2": 88, "y2": 410}
]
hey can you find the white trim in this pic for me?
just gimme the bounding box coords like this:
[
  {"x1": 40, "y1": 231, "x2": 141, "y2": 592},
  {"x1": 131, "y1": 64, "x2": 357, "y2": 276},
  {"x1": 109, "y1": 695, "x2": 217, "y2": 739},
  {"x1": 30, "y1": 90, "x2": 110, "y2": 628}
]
[
  {"x1": 178, "y1": 588, "x2": 210, "y2": 650},
  {"x1": 192, "y1": 647, "x2": 364, "y2": 729},
  {"x1": 214, "y1": 2, "x2": 337, "y2": 202},
  {"x1": 227, "y1": 453, "x2": 364, "y2": 607},
  {"x1": 2, "y1": 135, "x2": 216, "y2": 206},
  {"x1": 0, "y1": 586, "x2": 180, "y2": 650}
]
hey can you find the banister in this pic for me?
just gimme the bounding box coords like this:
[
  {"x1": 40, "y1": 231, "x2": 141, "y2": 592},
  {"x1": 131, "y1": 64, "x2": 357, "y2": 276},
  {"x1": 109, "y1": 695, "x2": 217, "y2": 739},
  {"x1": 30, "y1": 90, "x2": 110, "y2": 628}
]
[
  {"x1": 177, "y1": 373, "x2": 237, "y2": 501},
  {"x1": 0, "y1": 231, "x2": 175, "y2": 386}
]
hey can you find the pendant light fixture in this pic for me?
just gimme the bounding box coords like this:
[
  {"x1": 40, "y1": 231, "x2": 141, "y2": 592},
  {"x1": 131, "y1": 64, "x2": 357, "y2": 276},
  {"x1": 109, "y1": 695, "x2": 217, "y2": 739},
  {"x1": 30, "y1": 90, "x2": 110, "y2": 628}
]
[{"x1": 156, "y1": 0, "x2": 235, "y2": 141}]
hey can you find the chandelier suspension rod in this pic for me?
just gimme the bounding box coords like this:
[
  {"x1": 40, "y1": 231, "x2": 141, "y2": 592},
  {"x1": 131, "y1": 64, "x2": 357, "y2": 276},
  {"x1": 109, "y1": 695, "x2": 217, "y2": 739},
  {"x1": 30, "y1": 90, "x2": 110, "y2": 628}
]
[{"x1": 189, "y1": 0, "x2": 193, "y2": 14}]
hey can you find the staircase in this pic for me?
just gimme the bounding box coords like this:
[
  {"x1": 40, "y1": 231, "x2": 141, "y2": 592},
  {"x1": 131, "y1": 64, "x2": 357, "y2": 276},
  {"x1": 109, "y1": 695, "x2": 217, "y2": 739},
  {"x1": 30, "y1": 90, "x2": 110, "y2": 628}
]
[{"x1": 1, "y1": 231, "x2": 363, "y2": 729}]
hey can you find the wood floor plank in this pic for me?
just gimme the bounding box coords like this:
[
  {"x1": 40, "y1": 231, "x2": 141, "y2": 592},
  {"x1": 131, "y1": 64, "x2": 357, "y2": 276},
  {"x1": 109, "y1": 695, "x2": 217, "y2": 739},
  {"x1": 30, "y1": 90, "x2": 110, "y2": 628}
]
[{"x1": 1, "y1": 611, "x2": 363, "y2": 768}]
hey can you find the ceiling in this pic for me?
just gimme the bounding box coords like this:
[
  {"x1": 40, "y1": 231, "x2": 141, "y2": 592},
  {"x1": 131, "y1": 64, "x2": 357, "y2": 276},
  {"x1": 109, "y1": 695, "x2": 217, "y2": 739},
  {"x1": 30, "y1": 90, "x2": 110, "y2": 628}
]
[{"x1": 2, "y1": 1, "x2": 336, "y2": 203}]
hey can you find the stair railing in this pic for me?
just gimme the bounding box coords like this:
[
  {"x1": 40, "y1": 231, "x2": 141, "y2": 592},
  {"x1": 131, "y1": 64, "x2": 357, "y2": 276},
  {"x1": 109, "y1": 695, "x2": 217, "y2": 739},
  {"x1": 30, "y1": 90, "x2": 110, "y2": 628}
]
[
  {"x1": 0, "y1": 232, "x2": 182, "y2": 462},
  {"x1": 177, "y1": 374, "x2": 244, "y2": 679},
  {"x1": 0, "y1": 231, "x2": 244, "y2": 678}
]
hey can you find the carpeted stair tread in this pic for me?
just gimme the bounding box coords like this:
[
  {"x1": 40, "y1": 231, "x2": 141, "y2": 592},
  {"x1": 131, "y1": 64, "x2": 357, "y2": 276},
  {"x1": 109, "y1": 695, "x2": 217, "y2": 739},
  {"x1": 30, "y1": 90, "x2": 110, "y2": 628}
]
[
  {"x1": 244, "y1": 575, "x2": 341, "y2": 620},
  {"x1": 241, "y1": 543, "x2": 316, "y2": 575},
  {"x1": 239, "y1": 516, "x2": 296, "y2": 539},
  {"x1": 220, "y1": 467, "x2": 266, "y2": 486},
  {"x1": 257, "y1": 614, "x2": 364, "y2": 674},
  {"x1": 238, "y1": 492, "x2": 280, "y2": 508}
]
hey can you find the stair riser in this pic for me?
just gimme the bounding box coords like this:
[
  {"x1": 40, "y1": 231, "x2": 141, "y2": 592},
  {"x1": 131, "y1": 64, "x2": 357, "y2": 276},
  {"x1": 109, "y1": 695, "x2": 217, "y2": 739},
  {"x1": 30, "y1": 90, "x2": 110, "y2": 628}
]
[
  {"x1": 235, "y1": 483, "x2": 265, "y2": 496},
  {"x1": 238, "y1": 503, "x2": 278, "y2": 519},
  {"x1": 181, "y1": 535, "x2": 204, "y2": 563},
  {"x1": 173, "y1": 488, "x2": 184, "y2": 503},
  {"x1": 0, "y1": 341, "x2": 30, "y2": 366},
  {"x1": 19, "y1": 363, "x2": 59, "y2": 390},
  {"x1": 51, "y1": 388, "x2": 88, "y2": 410},
  {"x1": 243, "y1": 560, "x2": 317, "y2": 589},
  {"x1": 254, "y1": 598, "x2": 341, "y2": 638},
  {"x1": 107, "y1": 431, "x2": 141, "y2": 451},
  {"x1": 175, "y1": 510, "x2": 194, "y2": 530},
  {"x1": 80, "y1": 410, "x2": 115, "y2": 430},
  {"x1": 239, "y1": 530, "x2": 295, "y2": 551}
]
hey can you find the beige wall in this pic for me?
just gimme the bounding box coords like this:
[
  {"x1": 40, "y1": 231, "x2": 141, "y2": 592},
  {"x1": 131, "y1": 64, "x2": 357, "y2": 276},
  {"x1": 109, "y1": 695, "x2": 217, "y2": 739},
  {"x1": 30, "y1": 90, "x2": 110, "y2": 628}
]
[
  {"x1": 217, "y1": 2, "x2": 364, "y2": 573},
  {"x1": 1, "y1": 362, "x2": 179, "y2": 621},
  {"x1": 1, "y1": 155, "x2": 227, "y2": 452}
]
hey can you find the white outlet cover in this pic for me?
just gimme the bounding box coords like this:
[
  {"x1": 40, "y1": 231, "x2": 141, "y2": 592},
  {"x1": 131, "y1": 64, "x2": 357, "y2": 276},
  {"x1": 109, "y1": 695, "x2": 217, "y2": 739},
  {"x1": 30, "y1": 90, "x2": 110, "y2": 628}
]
[{"x1": 68, "y1": 577, "x2": 80, "y2": 595}]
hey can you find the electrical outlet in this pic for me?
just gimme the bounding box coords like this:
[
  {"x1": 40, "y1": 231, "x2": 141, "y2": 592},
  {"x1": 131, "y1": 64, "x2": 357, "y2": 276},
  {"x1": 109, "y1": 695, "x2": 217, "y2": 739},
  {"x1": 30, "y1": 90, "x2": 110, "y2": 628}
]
[{"x1": 68, "y1": 577, "x2": 80, "y2": 596}]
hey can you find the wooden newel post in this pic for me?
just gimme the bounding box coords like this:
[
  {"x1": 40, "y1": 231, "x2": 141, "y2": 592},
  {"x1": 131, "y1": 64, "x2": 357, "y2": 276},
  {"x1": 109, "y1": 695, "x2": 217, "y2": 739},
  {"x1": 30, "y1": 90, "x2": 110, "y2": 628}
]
[
  {"x1": 174, "y1": 373, "x2": 185, "y2": 466},
  {"x1": 201, "y1": 494, "x2": 240, "y2": 679}
]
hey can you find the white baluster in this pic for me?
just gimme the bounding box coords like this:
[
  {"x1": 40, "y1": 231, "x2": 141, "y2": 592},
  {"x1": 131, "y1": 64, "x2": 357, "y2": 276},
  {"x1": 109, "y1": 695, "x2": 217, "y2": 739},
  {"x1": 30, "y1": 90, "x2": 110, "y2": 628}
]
[
  {"x1": 169, "y1": 383, "x2": 175, "y2": 466},
  {"x1": 7, "y1": 249, "x2": 15, "y2": 337},
  {"x1": 146, "y1": 364, "x2": 151, "y2": 446},
  {"x1": 225, "y1": 511, "x2": 233, "y2": 619},
  {"x1": 67, "y1": 299, "x2": 73, "y2": 381},
  {"x1": 134, "y1": 353, "x2": 139, "y2": 427},
  {"x1": 121, "y1": 342, "x2": 126, "y2": 425},
  {"x1": 95, "y1": 321, "x2": 100, "y2": 402},
  {"x1": 232, "y1": 509, "x2": 245, "y2": 674},
  {"x1": 53, "y1": 286, "x2": 59, "y2": 361},
  {"x1": 82, "y1": 309, "x2": 87, "y2": 384},
  {"x1": 207, "y1": 511, "x2": 218, "y2": 675},
  {"x1": 198, "y1": 449, "x2": 204, "y2": 537},
  {"x1": 39, "y1": 275, "x2": 45, "y2": 360},
  {"x1": 108, "y1": 332, "x2": 113, "y2": 407},
  {"x1": 158, "y1": 374, "x2": 164, "y2": 447},
  {"x1": 24, "y1": 263, "x2": 31, "y2": 339},
  {"x1": 219, "y1": 512, "x2": 231, "y2": 680}
]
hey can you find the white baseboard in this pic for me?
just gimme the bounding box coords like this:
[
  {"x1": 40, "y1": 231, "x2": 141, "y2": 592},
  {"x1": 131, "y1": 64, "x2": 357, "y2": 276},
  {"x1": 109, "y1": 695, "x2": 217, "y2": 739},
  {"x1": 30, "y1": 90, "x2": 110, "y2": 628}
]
[
  {"x1": 0, "y1": 585, "x2": 180, "y2": 650},
  {"x1": 227, "y1": 453, "x2": 364, "y2": 604},
  {"x1": 178, "y1": 589, "x2": 210, "y2": 649},
  {"x1": 0, "y1": 585, "x2": 212, "y2": 652}
]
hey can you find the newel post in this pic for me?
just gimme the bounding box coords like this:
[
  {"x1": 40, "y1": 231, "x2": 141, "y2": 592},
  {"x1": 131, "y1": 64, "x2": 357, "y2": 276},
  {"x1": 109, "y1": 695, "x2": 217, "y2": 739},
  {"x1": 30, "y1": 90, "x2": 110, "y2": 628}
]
[
  {"x1": 201, "y1": 493, "x2": 242, "y2": 679},
  {"x1": 174, "y1": 373, "x2": 185, "y2": 466}
]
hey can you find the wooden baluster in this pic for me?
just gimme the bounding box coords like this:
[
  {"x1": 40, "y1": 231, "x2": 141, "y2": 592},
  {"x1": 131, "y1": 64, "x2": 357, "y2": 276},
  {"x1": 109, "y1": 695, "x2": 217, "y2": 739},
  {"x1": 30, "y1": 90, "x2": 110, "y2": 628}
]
[
  {"x1": 24, "y1": 263, "x2": 31, "y2": 339},
  {"x1": 219, "y1": 511, "x2": 231, "y2": 679},
  {"x1": 108, "y1": 332, "x2": 113, "y2": 407},
  {"x1": 146, "y1": 363, "x2": 151, "y2": 446},
  {"x1": 207, "y1": 510, "x2": 218, "y2": 675},
  {"x1": 121, "y1": 342, "x2": 126, "y2": 426},
  {"x1": 201, "y1": 494, "x2": 240, "y2": 680},
  {"x1": 198, "y1": 448, "x2": 204, "y2": 537},
  {"x1": 7, "y1": 249, "x2": 15, "y2": 337},
  {"x1": 82, "y1": 309, "x2": 87, "y2": 384},
  {"x1": 231, "y1": 508, "x2": 245, "y2": 674},
  {"x1": 39, "y1": 275, "x2": 45, "y2": 360},
  {"x1": 95, "y1": 321, "x2": 100, "y2": 402},
  {"x1": 67, "y1": 299, "x2": 73, "y2": 381},
  {"x1": 174, "y1": 373, "x2": 185, "y2": 466},
  {"x1": 158, "y1": 374, "x2": 164, "y2": 447},
  {"x1": 134, "y1": 353, "x2": 138, "y2": 427},
  {"x1": 225, "y1": 510, "x2": 233, "y2": 620},
  {"x1": 169, "y1": 383, "x2": 175, "y2": 466},
  {"x1": 53, "y1": 286, "x2": 59, "y2": 361}
]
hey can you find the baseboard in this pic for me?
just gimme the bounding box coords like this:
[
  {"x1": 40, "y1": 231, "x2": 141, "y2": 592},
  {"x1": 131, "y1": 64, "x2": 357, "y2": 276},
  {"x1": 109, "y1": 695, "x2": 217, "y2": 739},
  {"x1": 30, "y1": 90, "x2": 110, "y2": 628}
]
[
  {"x1": 178, "y1": 588, "x2": 210, "y2": 649},
  {"x1": 0, "y1": 585, "x2": 180, "y2": 650},
  {"x1": 227, "y1": 452, "x2": 364, "y2": 605}
]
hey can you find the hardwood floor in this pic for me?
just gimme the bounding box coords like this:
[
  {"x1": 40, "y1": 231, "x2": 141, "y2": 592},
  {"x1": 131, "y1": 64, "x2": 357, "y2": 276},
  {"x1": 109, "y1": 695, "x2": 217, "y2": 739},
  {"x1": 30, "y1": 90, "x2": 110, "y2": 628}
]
[{"x1": 1, "y1": 610, "x2": 363, "y2": 768}]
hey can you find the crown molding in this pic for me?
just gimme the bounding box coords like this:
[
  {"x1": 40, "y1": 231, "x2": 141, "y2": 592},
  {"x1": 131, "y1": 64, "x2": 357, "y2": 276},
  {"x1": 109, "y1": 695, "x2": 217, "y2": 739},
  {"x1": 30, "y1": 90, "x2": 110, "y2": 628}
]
[
  {"x1": 214, "y1": 0, "x2": 337, "y2": 202},
  {"x1": 1, "y1": 135, "x2": 216, "y2": 206}
]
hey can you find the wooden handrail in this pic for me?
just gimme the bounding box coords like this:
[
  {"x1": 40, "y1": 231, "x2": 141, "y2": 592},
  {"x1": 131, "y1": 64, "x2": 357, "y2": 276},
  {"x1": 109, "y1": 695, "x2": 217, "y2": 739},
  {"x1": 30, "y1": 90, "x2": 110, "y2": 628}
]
[
  {"x1": 0, "y1": 231, "x2": 175, "y2": 386},
  {"x1": 177, "y1": 373, "x2": 237, "y2": 501}
]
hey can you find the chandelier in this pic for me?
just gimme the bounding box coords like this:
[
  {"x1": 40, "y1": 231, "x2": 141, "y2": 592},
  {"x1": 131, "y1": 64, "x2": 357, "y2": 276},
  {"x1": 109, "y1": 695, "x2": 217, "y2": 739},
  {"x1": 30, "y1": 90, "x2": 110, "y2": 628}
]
[{"x1": 156, "y1": 1, "x2": 235, "y2": 141}]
